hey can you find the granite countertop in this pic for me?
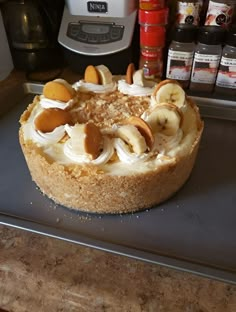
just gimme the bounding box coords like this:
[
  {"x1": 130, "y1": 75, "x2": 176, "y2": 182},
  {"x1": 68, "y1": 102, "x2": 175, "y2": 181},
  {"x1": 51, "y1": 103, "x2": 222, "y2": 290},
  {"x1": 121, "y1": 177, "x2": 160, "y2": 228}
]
[
  {"x1": 1, "y1": 70, "x2": 236, "y2": 311},
  {"x1": 1, "y1": 225, "x2": 236, "y2": 312}
]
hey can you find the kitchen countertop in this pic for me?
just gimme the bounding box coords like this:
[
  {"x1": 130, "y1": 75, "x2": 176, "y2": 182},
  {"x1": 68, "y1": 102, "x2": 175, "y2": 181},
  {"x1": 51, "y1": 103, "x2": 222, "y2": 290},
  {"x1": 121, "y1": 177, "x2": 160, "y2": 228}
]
[
  {"x1": 1, "y1": 69, "x2": 236, "y2": 311},
  {"x1": 1, "y1": 225, "x2": 236, "y2": 312}
]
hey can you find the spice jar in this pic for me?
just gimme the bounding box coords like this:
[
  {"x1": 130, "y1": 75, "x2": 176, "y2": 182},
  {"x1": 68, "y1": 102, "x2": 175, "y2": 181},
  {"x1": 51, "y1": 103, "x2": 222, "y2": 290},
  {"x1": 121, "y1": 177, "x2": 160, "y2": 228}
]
[
  {"x1": 139, "y1": 7, "x2": 169, "y2": 79},
  {"x1": 176, "y1": 0, "x2": 201, "y2": 26},
  {"x1": 139, "y1": 46, "x2": 164, "y2": 80},
  {"x1": 166, "y1": 25, "x2": 197, "y2": 89},
  {"x1": 204, "y1": 0, "x2": 235, "y2": 28},
  {"x1": 215, "y1": 26, "x2": 236, "y2": 96},
  {"x1": 190, "y1": 26, "x2": 225, "y2": 93}
]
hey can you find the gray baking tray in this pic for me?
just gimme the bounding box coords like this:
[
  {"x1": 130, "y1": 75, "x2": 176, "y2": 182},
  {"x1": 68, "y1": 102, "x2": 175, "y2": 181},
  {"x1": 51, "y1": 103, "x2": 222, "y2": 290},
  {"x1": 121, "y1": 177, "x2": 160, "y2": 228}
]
[{"x1": 1, "y1": 83, "x2": 236, "y2": 284}]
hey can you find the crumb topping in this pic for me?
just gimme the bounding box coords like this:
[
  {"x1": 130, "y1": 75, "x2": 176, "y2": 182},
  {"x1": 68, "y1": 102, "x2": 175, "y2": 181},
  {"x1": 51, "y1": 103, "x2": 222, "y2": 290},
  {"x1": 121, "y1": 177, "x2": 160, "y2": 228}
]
[{"x1": 70, "y1": 90, "x2": 150, "y2": 128}]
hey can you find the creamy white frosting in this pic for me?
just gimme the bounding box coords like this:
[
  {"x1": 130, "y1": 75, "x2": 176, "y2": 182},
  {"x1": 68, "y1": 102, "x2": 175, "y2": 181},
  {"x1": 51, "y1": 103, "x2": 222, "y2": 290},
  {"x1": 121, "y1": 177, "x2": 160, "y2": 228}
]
[
  {"x1": 40, "y1": 96, "x2": 76, "y2": 110},
  {"x1": 101, "y1": 151, "x2": 175, "y2": 176},
  {"x1": 22, "y1": 106, "x2": 67, "y2": 145},
  {"x1": 118, "y1": 79, "x2": 155, "y2": 96},
  {"x1": 32, "y1": 125, "x2": 66, "y2": 145},
  {"x1": 114, "y1": 138, "x2": 150, "y2": 164},
  {"x1": 73, "y1": 80, "x2": 117, "y2": 93},
  {"x1": 150, "y1": 95, "x2": 159, "y2": 107},
  {"x1": 21, "y1": 78, "x2": 200, "y2": 176},
  {"x1": 23, "y1": 123, "x2": 66, "y2": 146},
  {"x1": 64, "y1": 136, "x2": 114, "y2": 165},
  {"x1": 54, "y1": 78, "x2": 74, "y2": 91},
  {"x1": 152, "y1": 129, "x2": 183, "y2": 155},
  {"x1": 40, "y1": 78, "x2": 77, "y2": 110},
  {"x1": 22, "y1": 101, "x2": 190, "y2": 172}
]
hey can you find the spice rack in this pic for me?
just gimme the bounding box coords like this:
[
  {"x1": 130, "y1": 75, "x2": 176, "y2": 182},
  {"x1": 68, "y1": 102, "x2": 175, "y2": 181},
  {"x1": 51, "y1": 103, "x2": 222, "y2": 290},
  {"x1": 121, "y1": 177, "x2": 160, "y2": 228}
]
[{"x1": 138, "y1": 0, "x2": 236, "y2": 97}]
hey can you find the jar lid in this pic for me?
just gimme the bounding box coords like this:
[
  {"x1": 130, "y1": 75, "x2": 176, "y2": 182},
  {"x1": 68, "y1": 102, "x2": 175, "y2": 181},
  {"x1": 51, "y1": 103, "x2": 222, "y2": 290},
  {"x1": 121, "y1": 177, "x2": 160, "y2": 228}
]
[
  {"x1": 198, "y1": 26, "x2": 225, "y2": 45},
  {"x1": 139, "y1": 0, "x2": 165, "y2": 11},
  {"x1": 226, "y1": 26, "x2": 236, "y2": 47},
  {"x1": 173, "y1": 25, "x2": 197, "y2": 43},
  {"x1": 139, "y1": 7, "x2": 169, "y2": 25},
  {"x1": 140, "y1": 26, "x2": 166, "y2": 47}
]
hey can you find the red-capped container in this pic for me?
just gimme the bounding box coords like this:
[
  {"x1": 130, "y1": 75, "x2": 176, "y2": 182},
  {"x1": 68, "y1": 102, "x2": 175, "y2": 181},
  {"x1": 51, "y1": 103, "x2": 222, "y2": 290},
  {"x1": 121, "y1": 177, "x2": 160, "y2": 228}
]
[
  {"x1": 139, "y1": 0, "x2": 166, "y2": 11},
  {"x1": 139, "y1": 7, "x2": 169, "y2": 47},
  {"x1": 140, "y1": 25, "x2": 166, "y2": 47},
  {"x1": 139, "y1": 7, "x2": 169, "y2": 25},
  {"x1": 138, "y1": 7, "x2": 169, "y2": 79}
]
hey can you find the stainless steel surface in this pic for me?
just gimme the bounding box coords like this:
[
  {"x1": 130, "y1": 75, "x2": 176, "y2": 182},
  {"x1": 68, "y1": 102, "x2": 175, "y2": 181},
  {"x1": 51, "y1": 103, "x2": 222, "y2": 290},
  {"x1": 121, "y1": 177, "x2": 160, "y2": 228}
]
[
  {"x1": 191, "y1": 95, "x2": 236, "y2": 121},
  {"x1": 23, "y1": 82, "x2": 44, "y2": 94},
  {"x1": 1, "y1": 83, "x2": 236, "y2": 284}
]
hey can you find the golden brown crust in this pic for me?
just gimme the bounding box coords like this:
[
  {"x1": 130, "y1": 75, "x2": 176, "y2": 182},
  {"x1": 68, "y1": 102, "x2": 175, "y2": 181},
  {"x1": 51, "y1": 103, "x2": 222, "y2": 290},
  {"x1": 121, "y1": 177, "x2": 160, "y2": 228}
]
[{"x1": 19, "y1": 96, "x2": 39, "y2": 124}]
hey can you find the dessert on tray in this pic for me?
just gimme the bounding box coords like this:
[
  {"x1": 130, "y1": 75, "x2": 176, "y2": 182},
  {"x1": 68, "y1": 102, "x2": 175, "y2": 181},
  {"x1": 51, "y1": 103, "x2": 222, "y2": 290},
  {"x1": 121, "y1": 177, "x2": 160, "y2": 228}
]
[{"x1": 19, "y1": 64, "x2": 204, "y2": 214}]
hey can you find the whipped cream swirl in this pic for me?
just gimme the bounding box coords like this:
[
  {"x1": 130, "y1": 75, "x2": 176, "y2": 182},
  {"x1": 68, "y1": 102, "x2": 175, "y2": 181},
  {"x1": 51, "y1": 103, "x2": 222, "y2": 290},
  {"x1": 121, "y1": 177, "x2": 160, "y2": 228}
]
[
  {"x1": 114, "y1": 138, "x2": 150, "y2": 164},
  {"x1": 73, "y1": 80, "x2": 117, "y2": 93},
  {"x1": 118, "y1": 79, "x2": 155, "y2": 96},
  {"x1": 40, "y1": 95, "x2": 76, "y2": 110},
  {"x1": 64, "y1": 136, "x2": 114, "y2": 165},
  {"x1": 30, "y1": 124, "x2": 66, "y2": 145}
]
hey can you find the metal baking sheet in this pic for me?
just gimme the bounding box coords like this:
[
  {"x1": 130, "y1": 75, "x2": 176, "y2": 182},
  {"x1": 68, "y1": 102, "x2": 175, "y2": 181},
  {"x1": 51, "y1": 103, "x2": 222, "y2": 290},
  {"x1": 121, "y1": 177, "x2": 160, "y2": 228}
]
[{"x1": 1, "y1": 83, "x2": 236, "y2": 284}]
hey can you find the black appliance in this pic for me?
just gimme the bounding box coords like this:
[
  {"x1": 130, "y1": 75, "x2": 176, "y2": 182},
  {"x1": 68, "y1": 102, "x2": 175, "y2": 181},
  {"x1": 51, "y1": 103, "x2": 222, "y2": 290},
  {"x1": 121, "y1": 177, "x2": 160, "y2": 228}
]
[{"x1": 1, "y1": 0, "x2": 64, "y2": 72}]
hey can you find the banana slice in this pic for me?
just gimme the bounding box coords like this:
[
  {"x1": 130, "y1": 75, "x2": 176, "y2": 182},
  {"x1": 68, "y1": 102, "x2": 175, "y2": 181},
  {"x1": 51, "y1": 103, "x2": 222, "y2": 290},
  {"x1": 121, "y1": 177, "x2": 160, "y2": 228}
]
[
  {"x1": 96, "y1": 65, "x2": 113, "y2": 85},
  {"x1": 153, "y1": 80, "x2": 186, "y2": 108},
  {"x1": 67, "y1": 122, "x2": 103, "y2": 160},
  {"x1": 133, "y1": 69, "x2": 145, "y2": 86},
  {"x1": 125, "y1": 116, "x2": 154, "y2": 151},
  {"x1": 116, "y1": 124, "x2": 147, "y2": 154},
  {"x1": 145, "y1": 103, "x2": 183, "y2": 136},
  {"x1": 114, "y1": 138, "x2": 150, "y2": 164}
]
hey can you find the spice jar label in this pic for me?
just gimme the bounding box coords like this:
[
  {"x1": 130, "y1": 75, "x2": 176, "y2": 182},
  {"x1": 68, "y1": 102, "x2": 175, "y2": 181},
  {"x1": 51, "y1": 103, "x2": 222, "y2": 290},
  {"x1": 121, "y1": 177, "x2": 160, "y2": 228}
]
[
  {"x1": 216, "y1": 56, "x2": 236, "y2": 89},
  {"x1": 205, "y1": 1, "x2": 234, "y2": 27},
  {"x1": 142, "y1": 61, "x2": 163, "y2": 79},
  {"x1": 176, "y1": 2, "x2": 201, "y2": 25},
  {"x1": 166, "y1": 50, "x2": 194, "y2": 80},
  {"x1": 191, "y1": 53, "x2": 221, "y2": 84}
]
